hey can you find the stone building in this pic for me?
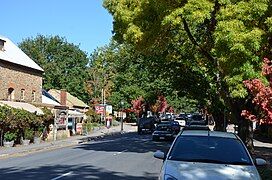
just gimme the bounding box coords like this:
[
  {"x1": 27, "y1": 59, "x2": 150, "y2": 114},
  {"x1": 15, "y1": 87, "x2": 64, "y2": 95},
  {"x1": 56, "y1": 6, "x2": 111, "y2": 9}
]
[{"x1": 0, "y1": 35, "x2": 44, "y2": 104}]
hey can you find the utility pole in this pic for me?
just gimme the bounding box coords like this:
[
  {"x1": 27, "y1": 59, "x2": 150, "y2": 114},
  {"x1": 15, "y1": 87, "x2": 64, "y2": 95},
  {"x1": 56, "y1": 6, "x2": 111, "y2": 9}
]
[
  {"x1": 101, "y1": 88, "x2": 104, "y2": 125},
  {"x1": 53, "y1": 110, "x2": 57, "y2": 141},
  {"x1": 103, "y1": 88, "x2": 106, "y2": 124},
  {"x1": 121, "y1": 101, "x2": 124, "y2": 132}
]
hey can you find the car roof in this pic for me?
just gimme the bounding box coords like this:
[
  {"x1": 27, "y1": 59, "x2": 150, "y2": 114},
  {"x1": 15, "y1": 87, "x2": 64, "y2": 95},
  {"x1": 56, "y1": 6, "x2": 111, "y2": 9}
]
[
  {"x1": 181, "y1": 130, "x2": 237, "y2": 139},
  {"x1": 182, "y1": 125, "x2": 210, "y2": 131},
  {"x1": 157, "y1": 123, "x2": 171, "y2": 126}
]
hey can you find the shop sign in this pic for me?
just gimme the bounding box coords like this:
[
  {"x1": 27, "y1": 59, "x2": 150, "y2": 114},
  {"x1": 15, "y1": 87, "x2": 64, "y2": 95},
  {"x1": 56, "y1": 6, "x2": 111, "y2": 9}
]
[
  {"x1": 56, "y1": 110, "x2": 67, "y2": 128},
  {"x1": 95, "y1": 105, "x2": 105, "y2": 114}
]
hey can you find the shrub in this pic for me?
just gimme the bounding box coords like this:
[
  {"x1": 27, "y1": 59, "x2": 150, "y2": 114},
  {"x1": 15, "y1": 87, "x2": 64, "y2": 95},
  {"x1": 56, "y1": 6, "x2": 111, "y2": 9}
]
[
  {"x1": 24, "y1": 129, "x2": 34, "y2": 140},
  {"x1": 4, "y1": 131, "x2": 17, "y2": 142},
  {"x1": 112, "y1": 120, "x2": 120, "y2": 126}
]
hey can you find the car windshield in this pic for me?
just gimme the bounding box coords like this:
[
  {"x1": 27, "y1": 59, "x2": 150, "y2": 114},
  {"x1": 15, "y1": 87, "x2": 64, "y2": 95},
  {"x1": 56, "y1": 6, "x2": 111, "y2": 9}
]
[
  {"x1": 178, "y1": 114, "x2": 187, "y2": 119},
  {"x1": 168, "y1": 136, "x2": 252, "y2": 165}
]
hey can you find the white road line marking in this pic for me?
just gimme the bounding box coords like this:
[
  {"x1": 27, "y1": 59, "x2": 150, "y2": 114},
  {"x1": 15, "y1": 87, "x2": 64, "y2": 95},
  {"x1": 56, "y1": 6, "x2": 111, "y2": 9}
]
[
  {"x1": 51, "y1": 171, "x2": 73, "y2": 180},
  {"x1": 113, "y1": 149, "x2": 128, "y2": 156}
]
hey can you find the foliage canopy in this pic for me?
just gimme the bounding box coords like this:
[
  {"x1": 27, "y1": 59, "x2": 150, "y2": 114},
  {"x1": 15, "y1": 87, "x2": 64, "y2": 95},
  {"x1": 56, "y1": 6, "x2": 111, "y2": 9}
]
[{"x1": 19, "y1": 35, "x2": 90, "y2": 102}]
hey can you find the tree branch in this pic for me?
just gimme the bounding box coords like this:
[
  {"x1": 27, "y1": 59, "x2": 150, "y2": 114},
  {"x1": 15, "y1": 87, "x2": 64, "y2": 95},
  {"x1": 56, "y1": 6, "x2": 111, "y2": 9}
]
[{"x1": 181, "y1": 16, "x2": 216, "y2": 66}]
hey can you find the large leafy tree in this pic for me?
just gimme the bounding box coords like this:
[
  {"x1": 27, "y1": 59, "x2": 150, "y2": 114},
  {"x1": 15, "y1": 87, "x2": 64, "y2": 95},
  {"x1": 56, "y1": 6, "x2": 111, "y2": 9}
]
[
  {"x1": 103, "y1": 0, "x2": 272, "y2": 147},
  {"x1": 19, "y1": 35, "x2": 90, "y2": 102},
  {"x1": 87, "y1": 41, "x2": 199, "y2": 116},
  {"x1": 88, "y1": 42, "x2": 171, "y2": 108}
]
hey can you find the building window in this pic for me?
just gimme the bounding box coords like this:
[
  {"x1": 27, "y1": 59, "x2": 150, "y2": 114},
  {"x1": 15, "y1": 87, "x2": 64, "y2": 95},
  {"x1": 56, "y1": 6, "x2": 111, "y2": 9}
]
[
  {"x1": 32, "y1": 90, "x2": 36, "y2": 102},
  {"x1": 8, "y1": 88, "x2": 15, "y2": 101},
  {"x1": 20, "y1": 89, "x2": 25, "y2": 101}
]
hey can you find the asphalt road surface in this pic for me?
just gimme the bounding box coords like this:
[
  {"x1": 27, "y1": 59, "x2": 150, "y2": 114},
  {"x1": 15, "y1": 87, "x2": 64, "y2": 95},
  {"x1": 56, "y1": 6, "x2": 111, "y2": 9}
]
[{"x1": 0, "y1": 132, "x2": 172, "y2": 180}]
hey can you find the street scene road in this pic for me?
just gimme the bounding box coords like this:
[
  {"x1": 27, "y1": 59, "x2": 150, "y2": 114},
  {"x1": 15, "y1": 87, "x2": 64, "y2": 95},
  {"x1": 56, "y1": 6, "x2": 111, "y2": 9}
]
[
  {"x1": 0, "y1": 132, "x2": 171, "y2": 180},
  {"x1": 2, "y1": 1, "x2": 272, "y2": 179}
]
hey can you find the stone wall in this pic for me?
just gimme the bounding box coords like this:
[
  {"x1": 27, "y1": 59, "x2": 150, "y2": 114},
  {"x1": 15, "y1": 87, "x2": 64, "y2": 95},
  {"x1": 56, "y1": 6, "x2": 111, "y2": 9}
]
[{"x1": 0, "y1": 61, "x2": 43, "y2": 103}]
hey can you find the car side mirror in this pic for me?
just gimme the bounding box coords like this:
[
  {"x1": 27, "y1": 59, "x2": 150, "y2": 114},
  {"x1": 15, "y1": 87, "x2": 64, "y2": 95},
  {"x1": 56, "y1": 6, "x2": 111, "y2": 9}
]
[
  {"x1": 255, "y1": 158, "x2": 267, "y2": 166},
  {"x1": 154, "y1": 150, "x2": 165, "y2": 160}
]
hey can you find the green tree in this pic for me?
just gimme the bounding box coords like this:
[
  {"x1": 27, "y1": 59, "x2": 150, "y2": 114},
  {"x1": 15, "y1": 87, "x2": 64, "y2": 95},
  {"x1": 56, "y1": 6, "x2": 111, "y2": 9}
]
[
  {"x1": 19, "y1": 35, "x2": 90, "y2": 102},
  {"x1": 167, "y1": 95, "x2": 198, "y2": 114},
  {"x1": 103, "y1": 0, "x2": 272, "y2": 148},
  {"x1": 89, "y1": 42, "x2": 176, "y2": 109},
  {"x1": 87, "y1": 44, "x2": 117, "y2": 105}
]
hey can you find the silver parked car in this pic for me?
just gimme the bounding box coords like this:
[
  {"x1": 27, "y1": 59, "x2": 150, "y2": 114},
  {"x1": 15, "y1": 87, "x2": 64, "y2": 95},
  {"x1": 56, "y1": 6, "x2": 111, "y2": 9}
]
[{"x1": 154, "y1": 130, "x2": 266, "y2": 180}]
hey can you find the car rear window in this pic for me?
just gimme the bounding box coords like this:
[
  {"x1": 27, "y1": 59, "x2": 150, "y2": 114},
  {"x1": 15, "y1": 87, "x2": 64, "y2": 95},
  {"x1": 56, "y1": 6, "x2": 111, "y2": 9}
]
[
  {"x1": 168, "y1": 136, "x2": 252, "y2": 165},
  {"x1": 156, "y1": 124, "x2": 171, "y2": 131}
]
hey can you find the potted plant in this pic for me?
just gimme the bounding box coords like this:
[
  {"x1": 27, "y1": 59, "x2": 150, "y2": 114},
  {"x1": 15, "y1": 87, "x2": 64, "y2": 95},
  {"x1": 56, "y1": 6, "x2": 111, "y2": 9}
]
[
  {"x1": 4, "y1": 131, "x2": 16, "y2": 147},
  {"x1": 22, "y1": 128, "x2": 34, "y2": 145}
]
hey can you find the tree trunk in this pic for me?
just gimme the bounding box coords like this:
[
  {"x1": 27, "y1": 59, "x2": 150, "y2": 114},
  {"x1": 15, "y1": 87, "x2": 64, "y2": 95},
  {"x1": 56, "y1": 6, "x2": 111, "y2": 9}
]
[
  {"x1": 213, "y1": 112, "x2": 224, "y2": 131},
  {"x1": 230, "y1": 99, "x2": 254, "y2": 151},
  {"x1": 238, "y1": 119, "x2": 254, "y2": 151}
]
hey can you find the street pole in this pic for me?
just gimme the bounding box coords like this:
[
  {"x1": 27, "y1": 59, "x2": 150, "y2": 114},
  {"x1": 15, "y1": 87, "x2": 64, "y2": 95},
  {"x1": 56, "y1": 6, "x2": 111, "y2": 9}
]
[
  {"x1": 54, "y1": 110, "x2": 57, "y2": 141},
  {"x1": 121, "y1": 101, "x2": 124, "y2": 132},
  {"x1": 101, "y1": 88, "x2": 103, "y2": 125}
]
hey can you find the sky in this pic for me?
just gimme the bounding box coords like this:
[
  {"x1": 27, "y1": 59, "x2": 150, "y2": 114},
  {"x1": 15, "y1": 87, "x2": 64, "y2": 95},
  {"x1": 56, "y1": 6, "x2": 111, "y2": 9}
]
[{"x1": 2, "y1": 0, "x2": 113, "y2": 55}]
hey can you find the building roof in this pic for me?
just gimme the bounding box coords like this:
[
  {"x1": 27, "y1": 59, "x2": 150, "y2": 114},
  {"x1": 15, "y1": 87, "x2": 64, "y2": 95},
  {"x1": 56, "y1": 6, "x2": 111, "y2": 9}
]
[
  {"x1": 68, "y1": 110, "x2": 84, "y2": 117},
  {"x1": 42, "y1": 95, "x2": 60, "y2": 106},
  {"x1": 0, "y1": 35, "x2": 44, "y2": 72},
  {"x1": 42, "y1": 89, "x2": 60, "y2": 106},
  {"x1": 48, "y1": 89, "x2": 89, "y2": 109},
  {"x1": 0, "y1": 100, "x2": 44, "y2": 115}
]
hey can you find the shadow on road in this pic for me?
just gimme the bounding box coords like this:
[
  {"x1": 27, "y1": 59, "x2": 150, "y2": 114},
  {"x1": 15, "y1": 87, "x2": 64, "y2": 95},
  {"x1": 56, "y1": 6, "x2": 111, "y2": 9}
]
[
  {"x1": 75, "y1": 132, "x2": 172, "y2": 154},
  {"x1": 0, "y1": 132, "x2": 171, "y2": 180},
  {"x1": 0, "y1": 164, "x2": 158, "y2": 180}
]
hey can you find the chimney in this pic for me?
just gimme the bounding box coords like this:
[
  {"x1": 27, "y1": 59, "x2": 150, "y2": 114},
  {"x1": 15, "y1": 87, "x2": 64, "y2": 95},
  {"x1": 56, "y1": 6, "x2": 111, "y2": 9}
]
[
  {"x1": 0, "y1": 39, "x2": 6, "y2": 51},
  {"x1": 60, "y1": 89, "x2": 67, "y2": 106}
]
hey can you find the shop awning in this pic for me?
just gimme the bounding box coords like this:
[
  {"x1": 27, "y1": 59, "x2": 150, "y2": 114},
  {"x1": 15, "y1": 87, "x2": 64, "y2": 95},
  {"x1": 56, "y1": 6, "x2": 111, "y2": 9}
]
[
  {"x1": 68, "y1": 110, "x2": 84, "y2": 118},
  {"x1": 0, "y1": 101, "x2": 44, "y2": 115}
]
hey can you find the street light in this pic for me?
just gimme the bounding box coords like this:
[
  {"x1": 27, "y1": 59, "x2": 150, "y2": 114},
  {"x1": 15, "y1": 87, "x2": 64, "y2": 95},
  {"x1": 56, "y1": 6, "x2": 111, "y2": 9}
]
[{"x1": 120, "y1": 100, "x2": 124, "y2": 132}]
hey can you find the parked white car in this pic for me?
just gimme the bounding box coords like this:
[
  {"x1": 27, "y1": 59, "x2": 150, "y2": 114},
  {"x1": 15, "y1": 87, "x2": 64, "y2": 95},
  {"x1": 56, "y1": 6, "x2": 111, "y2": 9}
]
[
  {"x1": 154, "y1": 130, "x2": 266, "y2": 180},
  {"x1": 175, "y1": 113, "x2": 187, "y2": 126}
]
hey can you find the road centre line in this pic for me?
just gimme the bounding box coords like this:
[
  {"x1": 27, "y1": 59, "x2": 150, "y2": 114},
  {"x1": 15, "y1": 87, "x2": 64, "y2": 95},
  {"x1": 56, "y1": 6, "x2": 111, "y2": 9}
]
[{"x1": 51, "y1": 171, "x2": 73, "y2": 180}]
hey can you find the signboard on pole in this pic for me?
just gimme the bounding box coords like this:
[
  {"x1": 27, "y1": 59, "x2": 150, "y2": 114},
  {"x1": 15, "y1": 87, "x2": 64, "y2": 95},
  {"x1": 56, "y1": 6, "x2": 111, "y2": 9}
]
[
  {"x1": 95, "y1": 105, "x2": 105, "y2": 114},
  {"x1": 56, "y1": 109, "x2": 68, "y2": 129},
  {"x1": 106, "y1": 105, "x2": 112, "y2": 116},
  {"x1": 76, "y1": 123, "x2": 83, "y2": 134}
]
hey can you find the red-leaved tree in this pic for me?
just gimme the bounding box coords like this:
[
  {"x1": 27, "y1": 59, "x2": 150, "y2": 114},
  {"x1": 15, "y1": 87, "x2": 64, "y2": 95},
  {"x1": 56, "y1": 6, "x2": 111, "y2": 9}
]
[
  {"x1": 242, "y1": 58, "x2": 272, "y2": 125},
  {"x1": 150, "y1": 95, "x2": 169, "y2": 114},
  {"x1": 157, "y1": 96, "x2": 168, "y2": 113},
  {"x1": 131, "y1": 97, "x2": 144, "y2": 118}
]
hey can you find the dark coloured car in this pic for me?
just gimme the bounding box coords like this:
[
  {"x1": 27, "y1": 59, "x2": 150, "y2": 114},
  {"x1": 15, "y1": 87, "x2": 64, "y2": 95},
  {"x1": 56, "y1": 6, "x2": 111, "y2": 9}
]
[
  {"x1": 160, "y1": 113, "x2": 174, "y2": 121},
  {"x1": 138, "y1": 117, "x2": 156, "y2": 134},
  {"x1": 186, "y1": 113, "x2": 206, "y2": 125},
  {"x1": 152, "y1": 121, "x2": 180, "y2": 141}
]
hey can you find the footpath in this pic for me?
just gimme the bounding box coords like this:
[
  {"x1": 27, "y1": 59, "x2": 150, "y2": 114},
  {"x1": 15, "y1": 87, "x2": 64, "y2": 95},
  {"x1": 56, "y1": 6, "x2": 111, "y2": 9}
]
[{"x1": 0, "y1": 123, "x2": 137, "y2": 159}]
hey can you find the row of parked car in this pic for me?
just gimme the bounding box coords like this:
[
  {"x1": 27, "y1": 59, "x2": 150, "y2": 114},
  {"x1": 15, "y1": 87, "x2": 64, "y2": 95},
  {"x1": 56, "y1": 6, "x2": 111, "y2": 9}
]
[
  {"x1": 137, "y1": 113, "x2": 207, "y2": 141},
  {"x1": 149, "y1": 113, "x2": 268, "y2": 179}
]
